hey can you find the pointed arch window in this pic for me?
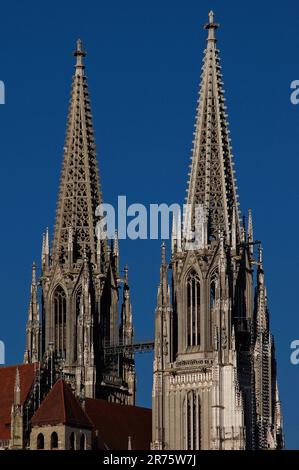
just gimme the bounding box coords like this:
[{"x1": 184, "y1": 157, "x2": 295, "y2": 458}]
[
  {"x1": 186, "y1": 271, "x2": 201, "y2": 347},
  {"x1": 184, "y1": 392, "x2": 201, "y2": 450},
  {"x1": 54, "y1": 286, "x2": 67, "y2": 358}
]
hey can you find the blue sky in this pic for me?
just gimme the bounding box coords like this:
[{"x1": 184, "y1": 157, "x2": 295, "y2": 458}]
[{"x1": 0, "y1": 0, "x2": 298, "y2": 448}]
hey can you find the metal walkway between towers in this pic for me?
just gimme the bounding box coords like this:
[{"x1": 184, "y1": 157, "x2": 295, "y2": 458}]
[{"x1": 103, "y1": 340, "x2": 154, "y2": 356}]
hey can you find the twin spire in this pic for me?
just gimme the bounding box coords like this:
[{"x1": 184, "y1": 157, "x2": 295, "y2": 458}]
[
  {"x1": 50, "y1": 10, "x2": 239, "y2": 267},
  {"x1": 33, "y1": 10, "x2": 246, "y2": 342},
  {"x1": 186, "y1": 11, "x2": 240, "y2": 244},
  {"x1": 74, "y1": 38, "x2": 86, "y2": 72},
  {"x1": 28, "y1": 262, "x2": 39, "y2": 323},
  {"x1": 51, "y1": 37, "x2": 102, "y2": 265}
]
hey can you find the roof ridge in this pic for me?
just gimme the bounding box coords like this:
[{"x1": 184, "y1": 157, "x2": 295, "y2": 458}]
[
  {"x1": 85, "y1": 397, "x2": 151, "y2": 411},
  {"x1": 0, "y1": 363, "x2": 36, "y2": 370}
]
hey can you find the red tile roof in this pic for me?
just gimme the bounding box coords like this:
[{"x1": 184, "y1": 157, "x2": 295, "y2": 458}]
[
  {"x1": 31, "y1": 379, "x2": 93, "y2": 429},
  {"x1": 0, "y1": 363, "x2": 36, "y2": 440},
  {"x1": 0, "y1": 368, "x2": 152, "y2": 449},
  {"x1": 85, "y1": 398, "x2": 152, "y2": 450}
]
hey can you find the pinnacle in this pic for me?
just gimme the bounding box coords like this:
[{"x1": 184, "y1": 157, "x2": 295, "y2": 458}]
[
  {"x1": 204, "y1": 10, "x2": 219, "y2": 40},
  {"x1": 74, "y1": 38, "x2": 86, "y2": 70},
  {"x1": 31, "y1": 261, "x2": 36, "y2": 284},
  {"x1": 161, "y1": 241, "x2": 166, "y2": 266}
]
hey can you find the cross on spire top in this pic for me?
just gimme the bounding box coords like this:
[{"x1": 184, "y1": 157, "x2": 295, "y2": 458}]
[
  {"x1": 74, "y1": 38, "x2": 86, "y2": 69},
  {"x1": 204, "y1": 10, "x2": 219, "y2": 41}
]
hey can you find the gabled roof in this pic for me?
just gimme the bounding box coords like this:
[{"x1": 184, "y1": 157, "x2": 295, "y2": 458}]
[
  {"x1": 85, "y1": 398, "x2": 152, "y2": 450},
  {"x1": 0, "y1": 363, "x2": 36, "y2": 440},
  {"x1": 31, "y1": 379, "x2": 93, "y2": 429}
]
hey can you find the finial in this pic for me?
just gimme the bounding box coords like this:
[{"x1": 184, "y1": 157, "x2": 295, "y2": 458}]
[
  {"x1": 32, "y1": 261, "x2": 36, "y2": 285},
  {"x1": 41, "y1": 232, "x2": 45, "y2": 259},
  {"x1": 45, "y1": 227, "x2": 49, "y2": 255},
  {"x1": 124, "y1": 264, "x2": 129, "y2": 283},
  {"x1": 247, "y1": 209, "x2": 253, "y2": 233},
  {"x1": 161, "y1": 241, "x2": 166, "y2": 266},
  {"x1": 204, "y1": 10, "x2": 219, "y2": 41},
  {"x1": 41, "y1": 228, "x2": 49, "y2": 269},
  {"x1": 247, "y1": 209, "x2": 253, "y2": 255},
  {"x1": 114, "y1": 230, "x2": 119, "y2": 256},
  {"x1": 74, "y1": 39, "x2": 86, "y2": 70},
  {"x1": 258, "y1": 245, "x2": 263, "y2": 265}
]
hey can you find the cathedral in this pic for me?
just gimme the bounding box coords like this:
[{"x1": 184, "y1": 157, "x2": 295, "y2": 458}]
[{"x1": 0, "y1": 12, "x2": 284, "y2": 451}]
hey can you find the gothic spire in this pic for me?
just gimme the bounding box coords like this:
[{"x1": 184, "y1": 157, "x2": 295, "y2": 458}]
[
  {"x1": 157, "y1": 242, "x2": 170, "y2": 307},
  {"x1": 41, "y1": 228, "x2": 49, "y2": 270},
  {"x1": 185, "y1": 11, "x2": 240, "y2": 243},
  {"x1": 24, "y1": 262, "x2": 40, "y2": 363},
  {"x1": 120, "y1": 265, "x2": 133, "y2": 345},
  {"x1": 161, "y1": 241, "x2": 166, "y2": 268},
  {"x1": 153, "y1": 11, "x2": 283, "y2": 451},
  {"x1": 29, "y1": 262, "x2": 39, "y2": 320},
  {"x1": 52, "y1": 39, "x2": 102, "y2": 265},
  {"x1": 255, "y1": 245, "x2": 269, "y2": 333}
]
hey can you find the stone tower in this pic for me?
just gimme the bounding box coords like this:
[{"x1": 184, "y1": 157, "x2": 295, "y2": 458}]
[
  {"x1": 24, "y1": 40, "x2": 135, "y2": 405},
  {"x1": 152, "y1": 12, "x2": 283, "y2": 450}
]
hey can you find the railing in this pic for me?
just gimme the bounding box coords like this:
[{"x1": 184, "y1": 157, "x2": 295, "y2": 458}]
[{"x1": 103, "y1": 339, "x2": 154, "y2": 355}]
